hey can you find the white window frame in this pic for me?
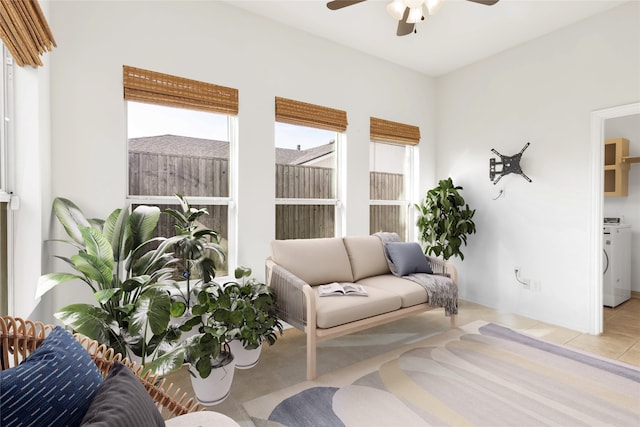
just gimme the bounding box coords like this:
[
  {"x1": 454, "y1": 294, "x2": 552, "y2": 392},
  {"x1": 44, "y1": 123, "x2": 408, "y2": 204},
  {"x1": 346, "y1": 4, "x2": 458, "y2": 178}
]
[
  {"x1": 369, "y1": 140, "x2": 417, "y2": 241},
  {"x1": 274, "y1": 131, "x2": 346, "y2": 238},
  {"x1": 125, "y1": 108, "x2": 238, "y2": 279},
  {"x1": 1, "y1": 45, "x2": 15, "y2": 316}
]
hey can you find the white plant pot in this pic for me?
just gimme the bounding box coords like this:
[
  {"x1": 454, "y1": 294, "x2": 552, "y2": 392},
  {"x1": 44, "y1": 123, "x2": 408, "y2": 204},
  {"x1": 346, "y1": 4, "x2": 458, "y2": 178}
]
[
  {"x1": 189, "y1": 357, "x2": 236, "y2": 406},
  {"x1": 228, "y1": 339, "x2": 262, "y2": 370}
]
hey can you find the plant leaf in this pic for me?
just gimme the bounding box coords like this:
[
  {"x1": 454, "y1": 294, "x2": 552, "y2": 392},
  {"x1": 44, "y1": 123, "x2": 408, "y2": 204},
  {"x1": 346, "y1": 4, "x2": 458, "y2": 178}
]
[
  {"x1": 94, "y1": 288, "x2": 119, "y2": 304},
  {"x1": 129, "y1": 288, "x2": 170, "y2": 336},
  {"x1": 54, "y1": 304, "x2": 112, "y2": 344},
  {"x1": 142, "y1": 346, "x2": 186, "y2": 377},
  {"x1": 130, "y1": 205, "x2": 161, "y2": 249},
  {"x1": 170, "y1": 301, "x2": 187, "y2": 317},
  {"x1": 35, "y1": 272, "x2": 84, "y2": 299},
  {"x1": 103, "y1": 208, "x2": 132, "y2": 262},
  {"x1": 71, "y1": 253, "x2": 112, "y2": 288},
  {"x1": 53, "y1": 197, "x2": 91, "y2": 246}
]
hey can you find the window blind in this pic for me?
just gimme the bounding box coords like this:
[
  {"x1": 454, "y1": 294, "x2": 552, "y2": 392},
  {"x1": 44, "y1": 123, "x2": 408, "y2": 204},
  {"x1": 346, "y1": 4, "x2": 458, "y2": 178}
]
[
  {"x1": 275, "y1": 97, "x2": 347, "y2": 132},
  {"x1": 370, "y1": 117, "x2": 420, "y2": 145},
  {"x1": 123, "y1": 66, "x2": 239, "y2": 115},
  {"x1": 0, "y1": 0, "x2": 56, "y2": 67}
]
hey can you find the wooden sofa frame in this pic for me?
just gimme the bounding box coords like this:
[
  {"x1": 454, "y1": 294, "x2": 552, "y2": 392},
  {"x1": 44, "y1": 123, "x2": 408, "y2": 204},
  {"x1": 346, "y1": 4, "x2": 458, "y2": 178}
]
[
  {"x1": 0, "y1": 316, "x2": 203, "y2": 420},
  {"x1": 266, "y1": 255, "x2": 458, "y2": 380}
]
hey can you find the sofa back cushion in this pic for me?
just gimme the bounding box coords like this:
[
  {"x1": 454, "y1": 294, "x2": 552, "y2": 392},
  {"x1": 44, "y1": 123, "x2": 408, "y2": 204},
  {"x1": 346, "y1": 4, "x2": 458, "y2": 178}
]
[
  {"x1": 343, "y1": 235, "x2": 390, "y2": 281},
  {"x1": 271, "y1": 238, "x2": 353, "y2": 285}
]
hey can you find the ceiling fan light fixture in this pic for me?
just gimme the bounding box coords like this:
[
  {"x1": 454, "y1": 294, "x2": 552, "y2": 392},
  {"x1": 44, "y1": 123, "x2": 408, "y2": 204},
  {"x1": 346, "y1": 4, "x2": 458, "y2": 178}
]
[
  {"x1": 425, "y1": 0, "x2": 445, "y2": 15},
  {"x1": 406, "y1": 6, "x2": 424, "y2": 24},
  {"x1": 386, "y1": 0, "x2": 406, "y2": 20},
  {"x1": 404, "y1": 0, "x2": 425, "y2": 8}
]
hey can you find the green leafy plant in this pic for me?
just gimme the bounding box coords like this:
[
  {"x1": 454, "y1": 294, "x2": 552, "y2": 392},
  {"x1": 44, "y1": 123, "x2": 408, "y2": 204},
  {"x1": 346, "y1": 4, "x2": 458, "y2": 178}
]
[
  {"x1": 163, "y1": 194, "x2": 225, "y2": 315},
  {"x1": 224, "y1": 266, "x2": 283, "y2": 350},
  {"x1": 182, "y1": 281, "x2": 236, "y2": 378},
  {"x1": 415, "y1": 177, "x2": 476, "y2": 261},
  {"x1": 36, "y1": 197, "x2": 183, "y2": 372},
  {"x1": 180, "y1": 267, "x2": 282, "y2": 378}
]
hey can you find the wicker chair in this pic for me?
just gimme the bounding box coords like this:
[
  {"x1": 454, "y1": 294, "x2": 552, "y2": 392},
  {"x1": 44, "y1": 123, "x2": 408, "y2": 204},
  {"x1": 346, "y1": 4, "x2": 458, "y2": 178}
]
[{"x1": 0, "y1": 316, "x2": 201, "y2": 420}]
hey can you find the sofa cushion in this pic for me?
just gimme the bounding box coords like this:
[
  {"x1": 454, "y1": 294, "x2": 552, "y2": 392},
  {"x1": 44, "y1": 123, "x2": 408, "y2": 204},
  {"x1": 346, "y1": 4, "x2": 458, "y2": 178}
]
[
  {"x1": 315, "y1": 285, "x2": 401, "y2": 328},
  {"x1": 271, "y1": 238, "x2": 353, "y2": 285},
  {"x1": 80, "y1": 361, "x2": 164, "y2": 427},
  {"x1": 0, "y1": 326, "x2": 103, "y2": 427},
  {"x1": 384, "y1": 242, "x2": 433, "y2": 276},
  {"x1": 357, "y1": 274, "x2": 429, "y2": 307},
  {"x1": 343, "y1": 235, "x2": 390, "y2": 281}
]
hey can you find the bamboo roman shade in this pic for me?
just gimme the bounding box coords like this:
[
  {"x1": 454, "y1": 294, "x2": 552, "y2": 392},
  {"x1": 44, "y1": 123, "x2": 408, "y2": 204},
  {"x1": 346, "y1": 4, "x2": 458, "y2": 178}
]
[
  {"x1": 370, "y1": 117, "x2": 421, "y2": 145},
  {"x1": 275, "y1": 97, "x2": 348, "y2": 132},
  {"x1": 123, "y1": 66, "x2": 239, "y2": 115},
  {"x1": 0, "y1": 0, "x2": 56, "y2": 67}
]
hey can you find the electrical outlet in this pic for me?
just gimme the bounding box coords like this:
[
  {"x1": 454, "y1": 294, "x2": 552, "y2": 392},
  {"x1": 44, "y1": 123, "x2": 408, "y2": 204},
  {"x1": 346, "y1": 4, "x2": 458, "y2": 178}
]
[{"x1": 532, "y1": 280, "x2": 541, "y2": 292}]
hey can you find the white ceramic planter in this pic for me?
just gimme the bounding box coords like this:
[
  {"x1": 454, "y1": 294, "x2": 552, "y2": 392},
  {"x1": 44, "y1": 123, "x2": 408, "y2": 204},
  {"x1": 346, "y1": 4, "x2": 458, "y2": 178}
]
[
  {"x1": 189, "y1": 356, "x2": 236, "y2": 406},
  {"x1": 228, "y1": 339, "x2": 262, "y2": 369}
]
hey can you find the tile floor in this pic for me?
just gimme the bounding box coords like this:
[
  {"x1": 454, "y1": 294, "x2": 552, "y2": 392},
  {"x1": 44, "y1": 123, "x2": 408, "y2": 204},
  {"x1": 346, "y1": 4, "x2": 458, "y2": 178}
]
[{"x1": 165, "y1": 295, "x2": 640, "y2": 426}]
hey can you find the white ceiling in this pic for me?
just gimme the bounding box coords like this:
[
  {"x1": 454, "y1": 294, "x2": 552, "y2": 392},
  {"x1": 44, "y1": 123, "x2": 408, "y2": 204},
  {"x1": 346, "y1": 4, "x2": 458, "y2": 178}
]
[{"x1": 225, "y1": 0, "x2": 628, "y2": 76}]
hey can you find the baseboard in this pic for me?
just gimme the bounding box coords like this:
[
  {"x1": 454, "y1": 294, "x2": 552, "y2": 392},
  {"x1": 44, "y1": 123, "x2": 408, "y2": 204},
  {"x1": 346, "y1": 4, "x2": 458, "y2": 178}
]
[{"x1": 631, "y1": 291, "x2": 640, "y2": 300}]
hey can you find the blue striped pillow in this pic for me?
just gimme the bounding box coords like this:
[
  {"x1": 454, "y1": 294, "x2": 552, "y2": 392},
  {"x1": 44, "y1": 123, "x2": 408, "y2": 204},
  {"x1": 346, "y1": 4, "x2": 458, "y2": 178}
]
[{"x1": 0, "y1": 326, "x2": 104, "y2": 427}]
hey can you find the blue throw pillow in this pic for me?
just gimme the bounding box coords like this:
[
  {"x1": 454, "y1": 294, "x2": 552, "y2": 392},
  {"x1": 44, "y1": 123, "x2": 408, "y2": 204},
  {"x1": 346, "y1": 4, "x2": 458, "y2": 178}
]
[
  {"x1": 0, "y1": 326, "x2": 103, "y2": 427},
  {"x1": 384, "y1": 242, "x2": 433, "y2": 276}
]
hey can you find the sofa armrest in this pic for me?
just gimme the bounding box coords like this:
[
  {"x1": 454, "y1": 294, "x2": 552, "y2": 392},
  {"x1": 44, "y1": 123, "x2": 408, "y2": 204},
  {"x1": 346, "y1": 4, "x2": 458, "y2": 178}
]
[
  {"x1": 266, "y1": 258, "x2": 312, "y2": 331},
  {"x1": 425, "y1": 256, "x2": 458, "y2": 284}
]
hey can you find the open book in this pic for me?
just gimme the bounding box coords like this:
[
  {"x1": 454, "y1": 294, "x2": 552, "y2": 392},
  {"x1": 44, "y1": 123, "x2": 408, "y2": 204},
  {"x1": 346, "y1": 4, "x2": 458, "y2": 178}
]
[{"x1": 318, "y1": 282, "x2": 368, "y2": 297}]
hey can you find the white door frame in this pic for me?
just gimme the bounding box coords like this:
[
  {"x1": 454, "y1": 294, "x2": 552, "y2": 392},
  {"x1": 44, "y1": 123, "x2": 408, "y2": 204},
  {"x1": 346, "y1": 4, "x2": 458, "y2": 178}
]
[{"x1": 588, "y1": 102, "x2": 640, "y2": 334}]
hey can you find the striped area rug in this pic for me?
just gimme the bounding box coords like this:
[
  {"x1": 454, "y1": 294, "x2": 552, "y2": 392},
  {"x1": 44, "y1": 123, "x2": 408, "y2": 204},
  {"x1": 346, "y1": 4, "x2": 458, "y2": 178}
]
[{"x1": 243, "y1": 321, "x2": 640, "y2": 426}]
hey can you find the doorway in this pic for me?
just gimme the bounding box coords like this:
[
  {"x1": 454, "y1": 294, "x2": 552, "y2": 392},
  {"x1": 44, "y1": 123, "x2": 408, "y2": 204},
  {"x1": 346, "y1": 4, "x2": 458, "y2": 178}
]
[{"x1": 589, "y1": 102, "x2": 640, "y2": 335}]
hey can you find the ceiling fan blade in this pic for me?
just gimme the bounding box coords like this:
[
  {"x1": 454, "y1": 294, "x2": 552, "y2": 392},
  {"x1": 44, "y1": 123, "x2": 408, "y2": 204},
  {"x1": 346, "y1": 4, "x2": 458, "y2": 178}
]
[
  {"x1": 326, "y1": 0, "x2": 367, "y2": 11},
  {"x1": 396, "y1": 7, "x2": 415, "y2": 36},
  {"x1": 466, "y1": 0, "x2": 500, "y2": 5}
]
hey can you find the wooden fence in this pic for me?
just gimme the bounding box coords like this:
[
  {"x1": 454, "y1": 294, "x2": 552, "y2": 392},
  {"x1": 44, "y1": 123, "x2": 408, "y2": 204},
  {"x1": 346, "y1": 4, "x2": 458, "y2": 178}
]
[
  {"x1": 129, "y1": 152, "x2": 406, "y2": 240},
  {"x1": 129, "y1": 152, "x2": 229, "y2": 197}
]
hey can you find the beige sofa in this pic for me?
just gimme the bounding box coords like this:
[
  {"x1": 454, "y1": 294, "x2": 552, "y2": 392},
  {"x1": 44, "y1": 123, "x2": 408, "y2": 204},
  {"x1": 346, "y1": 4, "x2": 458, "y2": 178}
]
[{"x1": 265, "y1": 235, "x2": 458, "y2": 380}]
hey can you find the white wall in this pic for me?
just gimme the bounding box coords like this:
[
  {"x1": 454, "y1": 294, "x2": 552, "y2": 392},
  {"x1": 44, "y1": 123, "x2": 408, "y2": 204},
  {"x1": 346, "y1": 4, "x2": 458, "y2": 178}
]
[
  {"x1": 436, "y1": 2, "x2": 640, "y2": 332},
  {"x1": 604, "y1": 114, "x2": 640, "y2": 291},
  {"x1": 32, "y1": 1, "x2": 436, "y2": 321},
  {"x1": 6, "y1": 0, "x2": 52, "y2": 319}
]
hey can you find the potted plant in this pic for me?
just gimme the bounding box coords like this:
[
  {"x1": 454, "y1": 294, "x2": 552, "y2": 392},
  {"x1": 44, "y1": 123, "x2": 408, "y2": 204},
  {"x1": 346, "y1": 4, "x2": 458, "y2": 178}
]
[
  {"x1": 36, "y1": 197, "x2": 184, "y2": 373},
  {"x1": 162, "y1": 194, "x2": 226, "y2": 338},
  {"x1": 224, "y1": 266, "x2": 283, "y2": 369},
  {"x1": 415, "y1": 177, "x2": 476, "y2": 261},
  {"x1": 181, "y1": 281, "x2": 237, "y2": 405}
]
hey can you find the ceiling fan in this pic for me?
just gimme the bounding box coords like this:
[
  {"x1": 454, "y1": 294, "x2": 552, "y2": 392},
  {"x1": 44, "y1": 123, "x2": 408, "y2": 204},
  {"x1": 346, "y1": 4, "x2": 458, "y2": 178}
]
[{"x1": 327, "y1": 0, "x2": 500, "y2": 36}]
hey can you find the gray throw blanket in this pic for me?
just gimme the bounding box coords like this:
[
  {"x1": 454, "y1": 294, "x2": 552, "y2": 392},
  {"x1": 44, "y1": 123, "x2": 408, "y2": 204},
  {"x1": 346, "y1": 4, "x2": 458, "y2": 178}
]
[{"x1": 374, "y1": 232, "x2": 458, "y2": 316}]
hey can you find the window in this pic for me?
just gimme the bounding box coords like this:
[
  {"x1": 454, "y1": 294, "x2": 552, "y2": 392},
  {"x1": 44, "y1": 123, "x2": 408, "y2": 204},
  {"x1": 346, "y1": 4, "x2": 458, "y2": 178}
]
[
  {"x1": 0, "y1": 43, "x2": 13, "y2": 316},
  {"x1": 274, "y1": 97, "x2": 347, "y2": 240},
  {"x1": 369, "y1": 117, "x2": 420, "y2": 241},
  {"x1": 124, "y1": 66, "x2": 238, "y2": 276}
]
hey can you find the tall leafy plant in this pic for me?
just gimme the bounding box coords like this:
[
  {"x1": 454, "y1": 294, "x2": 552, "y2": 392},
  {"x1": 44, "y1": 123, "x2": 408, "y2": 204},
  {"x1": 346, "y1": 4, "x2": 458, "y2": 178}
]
[
  {"x1": 36, "y1": 198, "x2": 183, "y2": 372},
  {"x1": 415, "y1": 177, "x2": 476, "y2": 261},
  {"x1": 163, "y1": 194, "x2": 225, "y2": 315}
]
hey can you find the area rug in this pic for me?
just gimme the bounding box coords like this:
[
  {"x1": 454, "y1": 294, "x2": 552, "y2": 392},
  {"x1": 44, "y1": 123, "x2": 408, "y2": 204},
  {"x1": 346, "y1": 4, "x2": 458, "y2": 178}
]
[{"x1": 243, "y1": 321, "x2": 640, "y2": 426}]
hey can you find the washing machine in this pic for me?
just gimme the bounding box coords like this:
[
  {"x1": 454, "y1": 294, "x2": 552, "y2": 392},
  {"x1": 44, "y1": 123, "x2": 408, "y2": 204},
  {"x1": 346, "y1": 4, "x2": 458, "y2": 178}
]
[{"x1": 603, "y1": 221, "x2": 631, "y2": 307}]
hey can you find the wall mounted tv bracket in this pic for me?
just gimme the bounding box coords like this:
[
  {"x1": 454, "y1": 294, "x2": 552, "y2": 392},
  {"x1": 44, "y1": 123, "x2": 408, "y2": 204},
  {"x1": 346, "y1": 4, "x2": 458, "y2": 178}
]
[{"x1": 489, "y1": 142, "x2": 532, "y2": 185}]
